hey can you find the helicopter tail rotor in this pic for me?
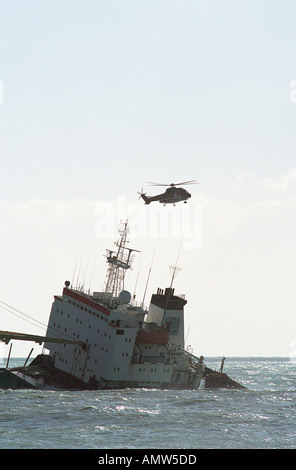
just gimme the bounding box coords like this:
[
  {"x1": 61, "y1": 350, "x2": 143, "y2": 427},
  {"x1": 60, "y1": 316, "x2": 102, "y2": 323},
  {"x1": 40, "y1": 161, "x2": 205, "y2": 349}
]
[
  {"x1": 138, "y1": 189, "x2": 151, "y2": 204},
  {"x1": 138, "y1": 188, "x2": 144, "y2": 200}
]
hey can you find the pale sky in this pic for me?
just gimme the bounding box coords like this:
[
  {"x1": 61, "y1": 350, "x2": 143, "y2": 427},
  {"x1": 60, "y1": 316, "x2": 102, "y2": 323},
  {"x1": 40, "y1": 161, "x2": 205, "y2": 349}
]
[{"x1": 1, "y1": 0, "x2": 296, "y2": 358}]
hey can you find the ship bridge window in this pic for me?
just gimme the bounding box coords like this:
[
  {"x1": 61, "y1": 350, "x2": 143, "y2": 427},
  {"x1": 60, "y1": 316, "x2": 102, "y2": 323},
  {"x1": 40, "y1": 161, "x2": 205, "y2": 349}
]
[{"x1": 116, "y1": 329, "x2": 124, "y2": 335}]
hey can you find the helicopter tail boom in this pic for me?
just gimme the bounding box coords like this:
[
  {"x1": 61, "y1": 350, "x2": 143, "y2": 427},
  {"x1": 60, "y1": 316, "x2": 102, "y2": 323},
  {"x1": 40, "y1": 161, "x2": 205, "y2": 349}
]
[{"x1": 140, "y1": 193, "x2": 151, "y2": 204}]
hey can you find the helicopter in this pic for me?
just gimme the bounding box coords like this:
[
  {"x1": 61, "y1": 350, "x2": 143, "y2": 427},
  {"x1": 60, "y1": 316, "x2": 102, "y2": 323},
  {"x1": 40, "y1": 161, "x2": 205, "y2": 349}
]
[{"x1": 138, "y1": 180, "x2": 198, "y2": 206}]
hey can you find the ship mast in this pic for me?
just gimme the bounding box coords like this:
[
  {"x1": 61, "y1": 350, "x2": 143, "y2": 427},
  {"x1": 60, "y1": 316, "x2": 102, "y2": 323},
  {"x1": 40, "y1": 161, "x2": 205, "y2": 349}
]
[{"x1": 104, "y1": 220, "x2": 140, "y2": 298}]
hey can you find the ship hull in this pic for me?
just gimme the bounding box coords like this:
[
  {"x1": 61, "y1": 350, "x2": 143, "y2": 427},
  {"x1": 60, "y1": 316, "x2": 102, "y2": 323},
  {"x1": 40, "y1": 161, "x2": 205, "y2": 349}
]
[
  {"x1": 0, "y1": 368, "x2": 36, "y2": 390},
  {"x1": 0, "y1": 354, "x2": 204, "y2": 391}
]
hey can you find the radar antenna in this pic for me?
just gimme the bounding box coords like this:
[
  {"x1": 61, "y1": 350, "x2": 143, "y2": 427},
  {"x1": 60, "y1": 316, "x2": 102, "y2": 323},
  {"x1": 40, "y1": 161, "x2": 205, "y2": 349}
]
[{"x1": 104, "y1": 220, "x2": 140, "y2": 297}]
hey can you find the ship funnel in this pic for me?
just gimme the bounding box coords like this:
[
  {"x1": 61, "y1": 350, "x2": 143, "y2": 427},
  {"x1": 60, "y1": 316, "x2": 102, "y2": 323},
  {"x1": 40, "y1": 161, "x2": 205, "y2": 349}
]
[{"x1": 147, "y1": 287, "x2": 187, "y2": 349}]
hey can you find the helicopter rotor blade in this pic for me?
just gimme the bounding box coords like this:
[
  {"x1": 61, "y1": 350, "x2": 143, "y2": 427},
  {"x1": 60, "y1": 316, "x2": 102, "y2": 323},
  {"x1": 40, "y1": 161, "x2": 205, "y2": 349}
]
[
  {"x1": 146, "y1": 180, "x2": 198, "y2": 187},
  {"x1": 173, "y1": 180, "x2": 198, "y2": 186}
]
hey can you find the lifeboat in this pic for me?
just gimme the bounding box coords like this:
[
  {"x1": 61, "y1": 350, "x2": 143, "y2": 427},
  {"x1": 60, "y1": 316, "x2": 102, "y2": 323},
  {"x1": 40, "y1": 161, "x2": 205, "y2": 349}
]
[{"x1": 136, "y1": 327, "x2": 169, "y2": 345}]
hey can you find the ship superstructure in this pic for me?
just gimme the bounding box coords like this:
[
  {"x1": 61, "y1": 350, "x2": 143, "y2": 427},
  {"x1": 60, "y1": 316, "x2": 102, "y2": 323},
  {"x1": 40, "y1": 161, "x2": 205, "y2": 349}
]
[{"x1": 0, "y1": 222, "x2": 204, "y2": 390}]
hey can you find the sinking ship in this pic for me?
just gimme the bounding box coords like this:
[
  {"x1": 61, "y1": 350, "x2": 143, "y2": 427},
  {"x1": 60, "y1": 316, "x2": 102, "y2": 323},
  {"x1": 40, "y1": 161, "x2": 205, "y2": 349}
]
[{"x1": 0, "y1": 221, "x2": 206, "y2": 390}]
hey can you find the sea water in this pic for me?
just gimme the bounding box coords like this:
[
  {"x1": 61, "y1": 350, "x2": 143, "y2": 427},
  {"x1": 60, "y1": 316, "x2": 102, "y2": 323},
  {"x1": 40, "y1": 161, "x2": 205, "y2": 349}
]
[{"x1": 0, "y1": 357, "x2": 295, "y2": 449}]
